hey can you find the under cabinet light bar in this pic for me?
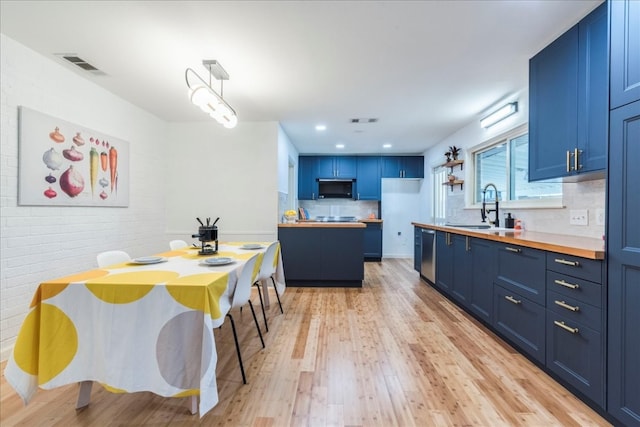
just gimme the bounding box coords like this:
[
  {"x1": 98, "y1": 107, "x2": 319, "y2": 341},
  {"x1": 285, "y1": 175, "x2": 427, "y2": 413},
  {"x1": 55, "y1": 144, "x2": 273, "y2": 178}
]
[{"x1": 480, "y1": 102, "x2": 518, "y2": 128}]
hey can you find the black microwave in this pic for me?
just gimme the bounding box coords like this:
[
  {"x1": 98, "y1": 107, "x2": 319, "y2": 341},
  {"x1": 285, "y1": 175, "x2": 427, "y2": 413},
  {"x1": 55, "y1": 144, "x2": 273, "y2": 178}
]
[{"x1": 317, "y1": 179, "x2": 355, "y2": 199}]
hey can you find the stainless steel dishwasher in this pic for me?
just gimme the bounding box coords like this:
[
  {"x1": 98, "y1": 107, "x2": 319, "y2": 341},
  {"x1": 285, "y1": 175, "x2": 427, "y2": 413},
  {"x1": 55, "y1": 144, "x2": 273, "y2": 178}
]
[{"x1": 420, "y1": 229, "x2": 436, "y2": 284}]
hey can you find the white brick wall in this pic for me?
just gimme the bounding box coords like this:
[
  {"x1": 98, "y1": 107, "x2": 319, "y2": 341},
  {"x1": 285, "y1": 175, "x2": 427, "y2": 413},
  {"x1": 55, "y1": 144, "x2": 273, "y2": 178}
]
[{"x1": 1, "y1": 35, "x2": 169, "y2": 360}]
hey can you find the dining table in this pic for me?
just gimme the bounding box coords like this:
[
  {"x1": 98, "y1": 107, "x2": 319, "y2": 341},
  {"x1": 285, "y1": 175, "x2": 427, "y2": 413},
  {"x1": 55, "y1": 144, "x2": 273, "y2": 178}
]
[{"x1": 3, "y1": 241, "x2": 285, "y2": 418}]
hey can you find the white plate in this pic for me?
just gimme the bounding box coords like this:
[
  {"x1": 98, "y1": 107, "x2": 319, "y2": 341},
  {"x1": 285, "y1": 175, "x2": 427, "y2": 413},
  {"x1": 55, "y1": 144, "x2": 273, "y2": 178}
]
[
  {"x1": 240, "y1": 244, "x2": 264, "y2": 250},
  {"x1": 203, "y1": 257, "x2": 234, "y2": 266},
  {"x1": 130, "y1": 257, "x2": 166, "y2": 265}
]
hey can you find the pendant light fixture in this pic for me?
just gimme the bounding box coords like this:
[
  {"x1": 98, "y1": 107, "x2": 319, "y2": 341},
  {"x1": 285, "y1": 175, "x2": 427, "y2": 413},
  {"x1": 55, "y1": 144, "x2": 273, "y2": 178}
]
[{"x1": 185, "y1": 60, "x2": 238, "y2": 128}]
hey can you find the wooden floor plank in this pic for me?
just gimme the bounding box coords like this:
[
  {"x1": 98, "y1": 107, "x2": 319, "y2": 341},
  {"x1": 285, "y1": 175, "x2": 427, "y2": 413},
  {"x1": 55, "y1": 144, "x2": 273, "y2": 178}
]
[{"x1": 1, "y1": 259, "x2": 611, "y2": 426}]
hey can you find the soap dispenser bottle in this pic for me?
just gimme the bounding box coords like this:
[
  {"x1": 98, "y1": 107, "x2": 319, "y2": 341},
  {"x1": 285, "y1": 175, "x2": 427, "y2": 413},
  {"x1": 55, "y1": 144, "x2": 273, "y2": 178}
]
[{"x1": 505, "y1": 213, "x2": 515, "y2": 229}]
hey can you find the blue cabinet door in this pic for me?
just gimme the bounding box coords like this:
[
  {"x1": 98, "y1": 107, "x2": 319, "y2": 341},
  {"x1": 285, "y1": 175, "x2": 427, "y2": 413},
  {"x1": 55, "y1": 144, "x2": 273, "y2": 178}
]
[
  {"x1": 298, "y1": 156, "x2": 317, "y2": 200},
  {"x1": 529, "y1": 26, "x2": 579, "y2": 181},
  {"x1": 577, "y1": 3, "x2": 608, "y2": 174},
  {"x1": 435, "y1": 231, "x2": 453, "y2": 295},
  {"x1": 451, "y1": 235, "x2": 472, "y2": 305},
  {"x1": 610, "y1": 0, "x2": 640, "y2": 109},
  {"x1": 414, "y1": 227, "x2": 421, "y2": 272},
  {"x1": 402, "y1": 156, "x2": 424, "y2": 178},
  {"x1": 356, "y1": 156, "x2": 381, "y2": 200},
  {"x1": 381, "y1": 156, "x2": 403, "y2": 178},
  {"x1": 469, "y1": 237, "x2": 496, "y2": 324},
  {"x1": 607, "y1": 100, "x2": 640, "y2": 426},
  {"x1": 315, "y1": 156, "x2": 335, "y2": 178},
  {"x1": 363, "y1": 222, "x2": 382, "y2": 260}
]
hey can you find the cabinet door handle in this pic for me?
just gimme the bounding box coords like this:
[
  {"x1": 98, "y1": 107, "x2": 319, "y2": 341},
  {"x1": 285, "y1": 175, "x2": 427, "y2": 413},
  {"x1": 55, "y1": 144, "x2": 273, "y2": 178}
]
[
  {"x1": 505, "y1": 295, "x2": 521, "y2": 305},
  {"x1": 554, "y1": 258, "x2": 580, "y2": 267},
  {"x1": 566, "y1": 150, "x2": 573, "y2": 172},
  {"x1": 446, "y1": 233, "x2": 452, "y2": 246},
  {"x1": 505, "y1": 246, "x2": 521, "y2": 253},
  {"x1": 574, "y1": 148, "x2": 582, "y2": 171},
  {"x1": 554, "y1": 320, "x2": 579, "y2": 334},
  {"x1": 554, "y1": 300, "x2": 580, "y2": 312},
  {"x1": 465, "y1": 236, "x2": 470, "y2": 252},
  {"x1": 554, "y1": 279, "x2": 580, "y2": 289}
]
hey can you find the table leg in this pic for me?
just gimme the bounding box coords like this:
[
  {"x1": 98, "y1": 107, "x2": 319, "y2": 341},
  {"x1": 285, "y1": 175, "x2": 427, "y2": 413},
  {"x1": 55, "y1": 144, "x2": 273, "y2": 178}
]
[
  {"x1": 261, "y1": 279, "x2": 270, "y2": 307},
  {"x1": 189, "y1": 396, "x2": 198, "y2": 415},
  {"x1": 76, "y1": 381, "x2": 93, "y2": 409}
]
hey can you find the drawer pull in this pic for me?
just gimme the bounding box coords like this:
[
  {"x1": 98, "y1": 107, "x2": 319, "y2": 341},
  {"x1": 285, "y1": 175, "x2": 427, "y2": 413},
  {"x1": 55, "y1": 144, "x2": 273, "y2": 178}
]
[
  {"x1": 554, "y1": 320, "x2": 579, "y2": 334},
  {"x1": 554, "y1": 258, "x2": 580, "y2": 267},
  {"x1": 554, "y1": 279, "x2": 580, "y2": 290},
  {"x1": 505, "y1": 295, "x2": 521, "y2": 305},
  {"x1": 554, "y1": 300, "x2": 580, "y2": 312},
  {"x1": 505, "y1": 247, "x2": 521, "y2": 253}
]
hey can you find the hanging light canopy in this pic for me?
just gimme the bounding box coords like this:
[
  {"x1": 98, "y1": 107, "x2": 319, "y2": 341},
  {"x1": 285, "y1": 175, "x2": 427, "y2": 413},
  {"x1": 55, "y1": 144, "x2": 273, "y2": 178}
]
[{"x1": 185, "y1": 60, "x2": 238, "y2": 129}]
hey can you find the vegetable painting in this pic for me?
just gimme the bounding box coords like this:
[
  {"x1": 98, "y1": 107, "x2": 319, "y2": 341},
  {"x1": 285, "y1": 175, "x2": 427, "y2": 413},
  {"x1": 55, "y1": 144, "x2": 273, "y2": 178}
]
[
  {"x1": 42, "y1": 148, "x2": 64, "y2": 170},
  {"x1": 44, "y1": 187, "x2": 57, "y2": 198},
  {"x1": 72, "y1": 132, "x2": 85, "y2": 146},
  {"x1": 89, "y1": 148, "x2": 98, "y2": 195},
  {"x1": 63, "y1": 146, "x2": 84, "y2": 162},
  {"x1": 109, "y1": 146, "x2": 117, "y2": 193}
]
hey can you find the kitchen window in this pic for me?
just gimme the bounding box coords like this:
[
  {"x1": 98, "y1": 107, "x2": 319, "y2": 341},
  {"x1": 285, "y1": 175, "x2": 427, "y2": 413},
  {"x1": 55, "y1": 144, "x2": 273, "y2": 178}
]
[
  {"x1": 432, "y1": 166, "x2": 447, "y2": 222},
  {"x1": 473, "y1": 125, "x2": 562, "y2": 206}
]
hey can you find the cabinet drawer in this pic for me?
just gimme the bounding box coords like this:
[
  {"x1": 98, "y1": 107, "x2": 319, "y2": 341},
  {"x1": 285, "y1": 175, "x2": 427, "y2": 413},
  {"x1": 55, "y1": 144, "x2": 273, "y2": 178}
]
[
  {"x1": 546, "y1": 311, "x2": 604, "y2": 406},
  {"x1": 546, "y1": 271, "x2": 602, "y2": 307},
  {"x1": 547, "y1": 290, "x2": 602, "y2": 332},
  {"x1": 546, "y1": 253, "x2": 602, "y2": 282},
  {"x1": 493, "y1": 285, "x2": 546, "y2": 364},
  {"x1": 495, "y1": 244, "x2": 546, "y2": 305}
]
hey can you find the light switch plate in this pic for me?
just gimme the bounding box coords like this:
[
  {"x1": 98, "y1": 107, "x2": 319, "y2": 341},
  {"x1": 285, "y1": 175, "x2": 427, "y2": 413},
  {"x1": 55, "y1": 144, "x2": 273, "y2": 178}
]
[{"x1": 570, "y1": 209, "x2": 589, "y2": 225}]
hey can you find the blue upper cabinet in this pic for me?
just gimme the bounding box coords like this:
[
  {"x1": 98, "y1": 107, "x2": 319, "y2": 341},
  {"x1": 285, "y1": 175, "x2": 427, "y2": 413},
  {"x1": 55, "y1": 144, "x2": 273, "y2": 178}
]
[
  {"x1": 298, "y1": 156, "x2": 318, "y2": 200},
  {"x1": 529, "y1": 3, "x2": 608, "y2": 181},
  {"x1": 381, "y1": 156, "x2": 424, "y2": 178},
  {"x1": 610, "y1": 0, "x2": 640, "y2": 108},
  {"x1": 316, "y1": 156, "x2": 357, "y2": 178},
  {"x1": 356, "y1": 156, "x2": 381, "y2": 200}
]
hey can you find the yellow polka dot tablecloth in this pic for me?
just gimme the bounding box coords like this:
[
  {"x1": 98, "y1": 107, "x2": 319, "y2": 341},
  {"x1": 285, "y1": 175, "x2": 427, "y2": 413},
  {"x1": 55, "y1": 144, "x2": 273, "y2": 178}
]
[{"x1": 4, "y1": 242, "x2": 285, "y2": 418}]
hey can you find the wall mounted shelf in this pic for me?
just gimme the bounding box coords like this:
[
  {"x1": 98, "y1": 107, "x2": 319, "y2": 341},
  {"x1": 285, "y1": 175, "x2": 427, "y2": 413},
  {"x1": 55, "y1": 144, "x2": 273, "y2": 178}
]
[
  {"x1": 443, "y1": 180, "x2": 464, "y2": 191},
  {"x1": 442, "y1": 159, "x2": 464, "y2": 172}
]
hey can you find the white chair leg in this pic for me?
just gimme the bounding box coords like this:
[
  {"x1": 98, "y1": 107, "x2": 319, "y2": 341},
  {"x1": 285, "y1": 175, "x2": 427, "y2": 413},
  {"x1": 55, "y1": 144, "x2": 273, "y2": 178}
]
[
  {"x1": 189, "y1": 395, "x2": 198, "y2": 414},
  {"x1": 76, "y1": 381, "x2": 93, "y2": 410}
]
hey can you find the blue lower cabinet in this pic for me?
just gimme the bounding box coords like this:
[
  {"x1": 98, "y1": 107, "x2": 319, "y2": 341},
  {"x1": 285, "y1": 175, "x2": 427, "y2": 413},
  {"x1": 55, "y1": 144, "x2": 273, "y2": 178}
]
[
  {"x1": 493, "y1": 285, "x2": 546, "y2": 364},
  {"x1": 468, "y1": 238, "x2": 496, "y2": 324},
  {"x1": 363, "y1": 222, "x2": 382, "y2": 261},
  {"x1": 546, "y1": 311, "x2": 604, "y2": 406}
]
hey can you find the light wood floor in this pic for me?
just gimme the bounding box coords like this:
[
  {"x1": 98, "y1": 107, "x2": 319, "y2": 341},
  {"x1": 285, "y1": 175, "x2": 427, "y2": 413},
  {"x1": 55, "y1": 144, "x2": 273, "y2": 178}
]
[{"x1": 1, "y1": 259, "x2": 611, "y2": 426}]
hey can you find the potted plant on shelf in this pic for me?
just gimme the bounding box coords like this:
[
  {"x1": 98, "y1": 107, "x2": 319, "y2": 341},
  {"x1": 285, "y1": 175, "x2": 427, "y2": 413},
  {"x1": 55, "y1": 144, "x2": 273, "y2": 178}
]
[
  {"x1": 445, "y1": 151, "x2": 452, "y2": 162},
  {"x1": 449, "y1": 145, "x2": 461, "y2": 160},
  {"x1": 448, "y1": 173, "x2": 456, "y2": 183}
]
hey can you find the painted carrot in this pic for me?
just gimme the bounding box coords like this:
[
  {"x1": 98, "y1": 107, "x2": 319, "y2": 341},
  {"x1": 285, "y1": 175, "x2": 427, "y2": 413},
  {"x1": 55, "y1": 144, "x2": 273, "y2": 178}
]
[
  {"x1": 109, "y1": 146, "x2": 117, "y2": 193},
  {"x1": 100, "y1": 151, "x2": 108, "y2": 171},
  {"x1": 89, "y1": 147, "x2": 99, "y2": 195}
]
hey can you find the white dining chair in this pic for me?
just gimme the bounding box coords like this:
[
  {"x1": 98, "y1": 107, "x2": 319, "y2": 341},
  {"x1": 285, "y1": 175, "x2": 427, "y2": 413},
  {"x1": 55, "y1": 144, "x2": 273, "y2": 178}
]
[
  {"x1": 224, "y1": 253, "x2": 264, "y2": 384},
  {"x1": 169, "y1": 239, "x2": 188, "y2": 250},
  {"x1": 96, "y1": 250, "x2": 131, "y2": 267},
  {"x1": 253, "y1": 241, "x2": 283, "y2": 333}
]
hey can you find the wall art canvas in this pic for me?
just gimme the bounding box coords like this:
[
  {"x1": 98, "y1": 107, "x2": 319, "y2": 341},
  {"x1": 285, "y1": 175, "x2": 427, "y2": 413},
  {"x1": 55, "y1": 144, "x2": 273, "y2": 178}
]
[{"x1": 18, "y1": 107, "x2": 129, "y2": 207}]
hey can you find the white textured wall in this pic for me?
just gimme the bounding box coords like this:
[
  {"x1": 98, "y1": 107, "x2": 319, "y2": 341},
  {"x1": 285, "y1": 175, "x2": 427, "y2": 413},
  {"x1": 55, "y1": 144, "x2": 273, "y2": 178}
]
[
  {"x1": 164, "y1": 121, "x2": 280, "y2": 243},
  {"x1": 1, "y1": 35, "x2": 168, "y2": 360},
  {"x1": 420, "y1": 88, "x2": 605, "y2": 239}
]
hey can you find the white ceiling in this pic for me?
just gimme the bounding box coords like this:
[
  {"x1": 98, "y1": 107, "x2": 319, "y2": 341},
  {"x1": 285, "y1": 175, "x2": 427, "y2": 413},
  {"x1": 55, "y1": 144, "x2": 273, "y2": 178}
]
[{"x1": 1, "y1": 0, "x2": 602, "y2": 155}]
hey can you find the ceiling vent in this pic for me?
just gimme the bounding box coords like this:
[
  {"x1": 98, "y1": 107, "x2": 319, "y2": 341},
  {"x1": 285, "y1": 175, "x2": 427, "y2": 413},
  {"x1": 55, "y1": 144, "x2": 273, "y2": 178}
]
[
  {"x1": 350, "y1": 118, "x2": 378, "y2": 124},
  {"x1": 55, "y1": 54, "x2": 106, "y2": 75}
]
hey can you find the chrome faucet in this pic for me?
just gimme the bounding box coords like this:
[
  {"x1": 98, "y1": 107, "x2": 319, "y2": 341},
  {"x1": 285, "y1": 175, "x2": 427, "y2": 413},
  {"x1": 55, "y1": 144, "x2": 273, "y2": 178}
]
[{"x1": 481, "y1": 183, "x2": 500, "y2": 227}]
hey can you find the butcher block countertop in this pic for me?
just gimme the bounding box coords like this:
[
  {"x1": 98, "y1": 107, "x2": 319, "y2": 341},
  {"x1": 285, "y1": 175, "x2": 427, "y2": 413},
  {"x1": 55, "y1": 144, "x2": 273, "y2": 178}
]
[
  {"x1": 412, "y1": 222, "x2": 605, "y2": 260},
  {"x1": 279, "y1": 222, "x2": 366, "y2": 228}
]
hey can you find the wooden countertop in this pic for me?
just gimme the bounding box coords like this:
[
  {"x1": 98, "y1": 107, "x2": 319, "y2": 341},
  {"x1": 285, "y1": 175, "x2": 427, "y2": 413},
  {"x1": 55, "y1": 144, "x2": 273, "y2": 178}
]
[
  {"x1": 279, "y1": 222, "x2": 366, "y2": 228},
  {"x1": 412, "y1": 222, "x2": 605, "y2": 260}
]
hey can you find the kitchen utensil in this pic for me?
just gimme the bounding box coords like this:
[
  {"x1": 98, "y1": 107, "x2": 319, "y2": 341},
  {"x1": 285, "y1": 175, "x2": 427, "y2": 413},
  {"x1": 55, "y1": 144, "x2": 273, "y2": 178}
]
[{"x1": 196, "y1": 217, "x2": 204, "y2": 226}]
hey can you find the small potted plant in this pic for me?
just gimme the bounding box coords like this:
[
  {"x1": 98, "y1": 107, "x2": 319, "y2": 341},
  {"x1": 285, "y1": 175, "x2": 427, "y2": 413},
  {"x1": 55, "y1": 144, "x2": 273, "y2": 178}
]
[
  {"x1": 448, "y1": 173, "x2": 456, "y2": 183},
  {"x1": 449, "y1": 145, "x2": 461, "y2": 160},
  {"x1": 444, "y1": 151, "x2": 452, "y2": 162}
]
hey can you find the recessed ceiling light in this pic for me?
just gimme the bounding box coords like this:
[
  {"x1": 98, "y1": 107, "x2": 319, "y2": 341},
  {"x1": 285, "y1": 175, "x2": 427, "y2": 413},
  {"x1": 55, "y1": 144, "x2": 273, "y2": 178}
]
[
  {"x1": 336, "y1": 144, "x2": 345, "y2": 149},
  {"x1": 383, "y1": 143, "x2": 392, "y2": 149},
  {"x1": 315, "y1": 124, "x2": 327, "y2": 131}
]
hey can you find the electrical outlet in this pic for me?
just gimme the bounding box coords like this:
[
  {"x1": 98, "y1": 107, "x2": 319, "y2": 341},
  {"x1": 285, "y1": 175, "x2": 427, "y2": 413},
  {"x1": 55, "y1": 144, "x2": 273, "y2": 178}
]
[
  {"x1": 596, "y1": 209, "x2": 605, "y2": 225},
  {"x1": 570, "y1": 209, "x2": 589, "y2": 226}
]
